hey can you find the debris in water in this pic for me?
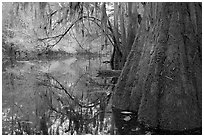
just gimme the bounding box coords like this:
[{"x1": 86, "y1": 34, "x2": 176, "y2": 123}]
[{"x1": 123, "y1": 116, "x2": 131, "y2": 121}]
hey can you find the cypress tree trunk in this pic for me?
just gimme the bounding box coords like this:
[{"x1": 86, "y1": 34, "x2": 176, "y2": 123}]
[{"x1": 112, "y1": 2, "x2": 201, "y2": 134}]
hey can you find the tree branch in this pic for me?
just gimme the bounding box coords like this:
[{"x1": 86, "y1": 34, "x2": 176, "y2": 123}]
[{"x1": 38, "y1": 16, "x2": 115, "y2": 49}]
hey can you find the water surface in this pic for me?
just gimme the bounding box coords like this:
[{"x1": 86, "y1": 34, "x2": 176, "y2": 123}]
[{"x1": 2, "y1": 55, "x2": 112, "y2": 134}]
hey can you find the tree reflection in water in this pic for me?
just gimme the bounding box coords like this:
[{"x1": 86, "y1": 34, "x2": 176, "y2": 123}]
[{"x1": 2, "y1": 56, "x2": 113, "y2": 135}]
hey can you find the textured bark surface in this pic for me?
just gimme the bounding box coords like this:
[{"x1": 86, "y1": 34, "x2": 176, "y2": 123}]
[{"x1": 112, "y1": 2, "x2": 202, "y2": 131}]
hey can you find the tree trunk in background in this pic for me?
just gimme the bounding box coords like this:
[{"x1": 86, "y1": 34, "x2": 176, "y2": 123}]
[
  {"x1": 111, "y1": 2, "x2": 139, "y2": 71},
  {"x1": 119, "y1": 3, "x2": 126, "y2": 59},
  {"x1": 111, "y1": 2, "x2": 123, "y2": 71},
  {"x1": 126, "y1": 3, "x2": 138, "y2": 57},
  {"x1": 112, "y1": 2, "x2": 201, "y2": 134}
]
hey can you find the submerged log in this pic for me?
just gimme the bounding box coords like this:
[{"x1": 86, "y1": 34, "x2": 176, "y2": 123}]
[{"x1": 96, "y1": 70, "x2": 121, "y2": 78}]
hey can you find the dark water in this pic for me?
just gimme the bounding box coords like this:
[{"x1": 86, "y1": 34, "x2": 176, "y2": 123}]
[{"x1": 2, "y1": 56, "x2": 113, "y2": 135}]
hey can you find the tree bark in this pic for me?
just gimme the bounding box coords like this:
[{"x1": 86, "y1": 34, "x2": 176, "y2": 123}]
[{"x1": 112, "y1": 2, "x2": 202, "y2": 133}]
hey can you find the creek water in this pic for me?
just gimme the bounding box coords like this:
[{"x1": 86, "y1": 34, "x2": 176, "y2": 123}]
[{"x1": 2, "y1": 55, "x2": 113, "y2": 135}]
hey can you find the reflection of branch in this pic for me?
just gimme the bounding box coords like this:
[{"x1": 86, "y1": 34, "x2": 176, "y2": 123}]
[
  {"x1": 38, "y1": 81, "x2": 64, "y2": 91},
  {"x1": 38, "y1": 73, "x2": 113, "y2": 129},
  {"x1": 42, "y1": 73, "x2": 102, "y2": 108},
  {"x1": 47, "y1": 92, "x2": 101, "y2": 126},
  {"x1": 43, "y1": 89, "x2": 68, "y2": 116},
  {"x1": 49, "y1": 104, "x2": 66, "y2": 116},
  {"x1": 70, "y1": 72, "x2": 89, "y2": 90}
]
